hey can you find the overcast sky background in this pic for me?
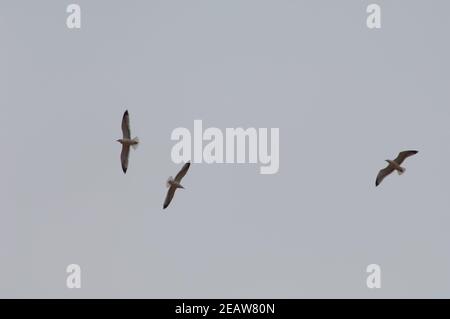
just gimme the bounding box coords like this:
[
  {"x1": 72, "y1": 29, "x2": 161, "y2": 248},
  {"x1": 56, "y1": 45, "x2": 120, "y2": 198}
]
[{"x1": 1, "y1": 0, "x2": 450, "y2": 298}]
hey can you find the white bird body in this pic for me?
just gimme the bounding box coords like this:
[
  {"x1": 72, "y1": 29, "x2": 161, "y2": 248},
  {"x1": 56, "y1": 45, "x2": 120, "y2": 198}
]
[
  {"x1": 117, "y1": 137, "x2": 139, "y2": 149},
  {"x1": 167, "y1": 177, "x2": 184, "y2": 189},
  {"x1": 386, "y1": 159, "x2": 405, "y2": 175}
]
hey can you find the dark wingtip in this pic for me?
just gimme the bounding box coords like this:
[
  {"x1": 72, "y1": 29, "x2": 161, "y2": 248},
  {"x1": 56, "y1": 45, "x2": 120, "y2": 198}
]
[
  {"x1": 124, "y1": 110, "x2": 129, "y2": 116},
  {"x1": 163, "y1": 204, "x2": 168, "y2": 209}
]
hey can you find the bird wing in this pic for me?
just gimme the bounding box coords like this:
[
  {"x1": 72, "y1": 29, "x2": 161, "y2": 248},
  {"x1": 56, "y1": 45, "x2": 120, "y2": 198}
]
[
  {"x1": 121, "y1": 110, "x2": 131, "y2": 139},
  {"x1": 174, "y1": 162, "x2": 191, "y2": 183},
  {"x1": 375, "y1": 164, "x2": 395, "y2": 186},
  {"x1": 394, "y1": 150, "x2": 418, "y2": 165},
  {"x1": 163, "y1": 186, "x2": 177, "y2": 209},
  {"x1": 120, "y1": 145, "x2": 130, "y2": 174}
]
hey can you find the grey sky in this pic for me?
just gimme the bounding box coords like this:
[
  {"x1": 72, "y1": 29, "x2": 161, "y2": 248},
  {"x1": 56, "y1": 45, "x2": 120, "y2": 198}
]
[{"x1": 1, "y1": 0, "x2": 450, "y2": 298}]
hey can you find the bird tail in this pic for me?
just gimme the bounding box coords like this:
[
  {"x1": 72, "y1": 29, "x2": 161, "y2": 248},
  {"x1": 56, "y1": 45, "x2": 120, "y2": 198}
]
[
  {"x1": 131, "y1": 137, "x2": 139, "y2": 150},
  {"x1": 397, "y1": 167, "x2": 405, "y2": 175},
  {"x1": 166, "y1": 176, "x2": 173, "y2": 188}
]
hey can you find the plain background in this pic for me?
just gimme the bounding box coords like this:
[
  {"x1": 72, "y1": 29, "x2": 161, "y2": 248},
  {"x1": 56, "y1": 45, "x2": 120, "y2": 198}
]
[{"x1": 1, "y1": 0, "x2": 450, "y2": 298}]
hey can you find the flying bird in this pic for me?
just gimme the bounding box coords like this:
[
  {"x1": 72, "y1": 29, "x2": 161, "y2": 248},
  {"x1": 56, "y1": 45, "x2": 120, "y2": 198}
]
[
  {"x1": 163, "y1": 162, "x2": 191, "y2": 209},
  {"x1": 116, "y1": 110, "x2": 139, "y2": 174},
  {"x1": 375, "y1": 150, "x2": 418, "y2": 186}
]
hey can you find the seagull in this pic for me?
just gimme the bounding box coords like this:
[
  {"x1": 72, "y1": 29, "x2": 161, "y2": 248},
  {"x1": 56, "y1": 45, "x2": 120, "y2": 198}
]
[
  {"x1": 375, "y1": 150, "x2": 418, "y2": 186},
  {"x1": 116, "y1": 110, "x2": 139, "y2": 174},
  {"x1": 163, "y1": 162, "x2": 191, "y2": 209}
]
